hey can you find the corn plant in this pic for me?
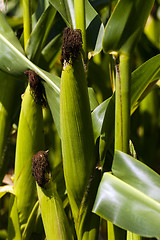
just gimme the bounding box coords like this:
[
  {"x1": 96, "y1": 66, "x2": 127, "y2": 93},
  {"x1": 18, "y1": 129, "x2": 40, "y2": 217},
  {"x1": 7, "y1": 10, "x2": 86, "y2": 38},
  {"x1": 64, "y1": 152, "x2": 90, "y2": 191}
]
[{"x1": 0, "y1": 0, "x2": 160, "y2": 239}]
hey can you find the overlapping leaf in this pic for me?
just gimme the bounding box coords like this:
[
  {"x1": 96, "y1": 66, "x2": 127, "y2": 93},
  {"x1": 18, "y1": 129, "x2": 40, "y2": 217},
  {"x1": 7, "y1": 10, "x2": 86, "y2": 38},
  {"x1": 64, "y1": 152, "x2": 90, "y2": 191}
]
[
  {"x1": 103, "y1": 0, "x2": 154, "y2": 54},
  {"x1": 93, "y1": 151, "x2": 160, "y2": 238},
  {"x1": 92, "y1": 54, "x2": 160, "y2": 143},
  {"x1": 26, "y1": 4, "x2": 57, "y2": 63}
]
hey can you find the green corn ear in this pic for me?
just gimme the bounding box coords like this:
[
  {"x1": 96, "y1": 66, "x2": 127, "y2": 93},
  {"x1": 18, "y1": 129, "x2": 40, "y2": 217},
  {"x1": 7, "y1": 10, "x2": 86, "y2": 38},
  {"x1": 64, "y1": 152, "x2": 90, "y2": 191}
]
[
  {"x1": 36, "y1": 180, "x2": 73, "y2": 240},
  {"x1": 60, "y1": 55, "x2": 96, "y2": 222},
  {"x1": 8, "y1": 83, "x2": 44, "y2": 238},
  {"x1": 31, "y1": 150, "x2": 73, "y2": 239}
]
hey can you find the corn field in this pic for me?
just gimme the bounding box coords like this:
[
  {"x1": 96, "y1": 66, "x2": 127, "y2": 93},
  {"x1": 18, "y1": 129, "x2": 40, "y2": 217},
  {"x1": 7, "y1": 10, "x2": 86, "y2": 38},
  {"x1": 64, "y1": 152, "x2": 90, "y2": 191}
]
[{"x1": 0, "y1": 0, "x2": 160, "y2": 239}]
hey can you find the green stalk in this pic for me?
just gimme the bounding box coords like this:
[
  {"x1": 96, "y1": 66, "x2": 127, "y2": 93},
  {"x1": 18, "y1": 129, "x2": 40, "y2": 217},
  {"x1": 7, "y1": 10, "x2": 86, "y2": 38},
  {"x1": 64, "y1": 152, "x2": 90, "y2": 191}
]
[
  {"x1": 113, "y1": 54, "x2": 131, "y2": 240},
  {"x1": 114, "y1": 55, "x2": 141, "y2": 240},
  {"x1": 74, "y1": 0, "x2": 87, "y2": 60},
  {"x1": 23, "y1": 0, "x2": 32, "y2": 50},
  {"x1": 115, "y1": 54, "x2": 131, "y2": 153}
]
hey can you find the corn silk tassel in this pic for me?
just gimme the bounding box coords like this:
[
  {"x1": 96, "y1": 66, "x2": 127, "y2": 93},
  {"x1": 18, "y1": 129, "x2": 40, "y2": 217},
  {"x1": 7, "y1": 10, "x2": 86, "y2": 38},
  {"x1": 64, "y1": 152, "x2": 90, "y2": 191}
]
[{"x1": 60, "y1": 27, "x2": 100, "y2": 239}]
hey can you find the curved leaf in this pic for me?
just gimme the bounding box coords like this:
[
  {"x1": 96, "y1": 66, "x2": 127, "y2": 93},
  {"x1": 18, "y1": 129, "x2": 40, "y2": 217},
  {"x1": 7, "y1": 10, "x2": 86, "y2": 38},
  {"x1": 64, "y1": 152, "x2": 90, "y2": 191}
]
[
  {"x1": 0, "y1": 11, "x2": 60, "y2": 91},
  {"x1": 0, "y1": 185, "x2": 14, "y2": 198},
  {"x1": 26, "y1": 4, "x2": 57, "y2": 64},
  {"x1": 92, "y1": 54, "x2": 160, "y2": 144},
  {"x1": 92, "y1": 97, "x2": 113, "y2": 141},
  {"x1": 0, "y1": 11, "x2": 27, "y2": 75},
  {"x1": 93, "y1": 171, "x2": 160, "y2": 238},
  {"x1": 112, "y1": 151, "x2": 160, "y2": 203},
  {"x1": 88, "y1": 87, "x2": 99, "y2": 111},
  {"x1": 0, "y1": 11, "x2": 61, "y2": 134},
  {"x1": 22, "y1": 201, "x2": 39, "y2": 240},
  {"x1": 103, "y1": 0, "x2": 154, "y2": 54},
  {"x1": 8, "y1": 195, "x2": 22, "y2": 240},
  {"x1": 40, "y1": 33, "x2": 62, "y2": 70},
  {"x1": 93, "y1": 151, "x2": 160, "y2": 237},
  {"x1": 131, "y1": 53, "x2": 160, "y2": 113},
  {"x1": 49, "y1": 0, "x2": 74, "y2": 27}
]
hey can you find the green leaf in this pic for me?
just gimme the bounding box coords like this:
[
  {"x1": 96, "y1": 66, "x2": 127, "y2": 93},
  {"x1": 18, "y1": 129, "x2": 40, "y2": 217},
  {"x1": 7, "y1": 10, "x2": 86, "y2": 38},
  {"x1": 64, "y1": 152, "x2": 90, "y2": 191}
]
[
  {"x1": 93, "y1": 152, "x2": 160, "y2": 238},
  {"x1": 8, "y1": 195, "x2": 22, "y2": 240},
  {"x1": 0, "y1": 12, "x2": 61, "y2": 134},
  {"x1": 131, "y1": 53, "x2": 160, "y2": 114},
  {"x1": 49, "y1": 0, "x2": 104, "y2": 54},
  {"x1": 0, "y1": 11, "x2": 27, "y2": 75},
  {"x1": 26, "y1": 4, "x2": 57, "y2": 64},
  {"x1": 112, "y1": 151, "x2": 160, "y2": 203},
  {"x1": 22, "y1": 201, "x2": 39, "y2": 240},
  {"x1": 48, "y1": 0, "x2": 74, "y2": 27},
  {"x1": 91, "y1": 54, "x2": 160, "y2": 143},
  {"x1": 88, "y1": 87, "x2": 99, "y2": 111},
  {"x1": 0, "y1": 185, "x2": 14, "y2": 198},
  {"x1": 40, "y1": 33, "x2": 62, "y2": 70},
  {"x1": 92, "y1": 96, "x2": 113, "y2": 141},
  {"x1": 85, "y1": 0, "x2": 104, "y2": 55},
  {"x1": 103, "y1": 0, "x2": 154, "y2": 54},
  {"x1": 0, "y1": 11, "x2": 60, "y2": 91},
  {"x1": 42, "y1": 75, "x2": 60, "y2": 136}
]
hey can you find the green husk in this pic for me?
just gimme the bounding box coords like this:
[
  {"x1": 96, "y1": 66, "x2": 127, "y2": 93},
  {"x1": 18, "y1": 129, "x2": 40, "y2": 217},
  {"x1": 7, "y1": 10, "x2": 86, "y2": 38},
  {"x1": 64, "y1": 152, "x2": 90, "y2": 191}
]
[
  {"x1": 76, "y1": 168, "x2": 101, "y2": 240},
  {"x1": 60, "y1": 55, "x2": 100, "y2": 239},
  {"x1": 36, "y1": 180, "x2": 73, "y2": 240},
  {"x1": 8, "y1": 84, "x2": 44, "y2": 238},
  {"x1": 60, "y1": 56, "x2": 96, "y2": 221}
]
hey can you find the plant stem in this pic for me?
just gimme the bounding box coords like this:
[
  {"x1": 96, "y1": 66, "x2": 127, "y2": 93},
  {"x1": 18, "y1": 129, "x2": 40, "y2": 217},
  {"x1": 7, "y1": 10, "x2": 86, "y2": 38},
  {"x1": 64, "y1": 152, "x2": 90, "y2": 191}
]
[
  {"x1": 113, "y1": 54, "x2": 131, "y2": 240},
  {"x1": 115, "y1": 54, "x2": 131, "y2": 153},
  {"x1": 74, "y1": 0, "x2": 87, "y2": 60},
  {"x1": 23, "y1": 0, "x2": 32, "y2": 50}
]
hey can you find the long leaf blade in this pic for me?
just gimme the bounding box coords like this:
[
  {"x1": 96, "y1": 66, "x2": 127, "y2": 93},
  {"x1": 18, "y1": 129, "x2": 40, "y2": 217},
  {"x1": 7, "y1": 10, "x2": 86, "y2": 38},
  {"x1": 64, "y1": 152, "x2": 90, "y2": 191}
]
[
  {"x1": 112, "y1": 151, "x2": 160, "y2": 203},
  {"x1": 103, "y1": 0, "x2": 154, "y2": 54},
  {"x1": 93, "y1": 171, "x2": 160, "y2": 238}
]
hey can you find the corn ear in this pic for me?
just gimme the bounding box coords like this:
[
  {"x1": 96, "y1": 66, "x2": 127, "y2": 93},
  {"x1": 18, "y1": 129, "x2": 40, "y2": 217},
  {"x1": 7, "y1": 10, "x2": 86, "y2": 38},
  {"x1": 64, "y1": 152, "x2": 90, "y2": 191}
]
[
  {"x1": 60, "y1": 56, "x2": 96, "y2": 222},
  {"x1": 8, "y1": 84, "x2": 44, "y2": 238},
  {"x1": 36, "y1": 180, "x2": 73, "y2": 240}
]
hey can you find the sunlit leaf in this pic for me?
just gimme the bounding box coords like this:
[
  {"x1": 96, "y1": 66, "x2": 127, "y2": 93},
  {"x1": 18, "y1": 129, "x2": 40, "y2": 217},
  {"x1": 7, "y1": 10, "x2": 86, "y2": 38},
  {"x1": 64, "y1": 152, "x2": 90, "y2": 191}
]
[
  {"x1": 26, "y1": 4, "x2": 57, "y2": 64},
  {"x1": 0, "y1": 185, "x2": 14, "y2": 198},
  {"x1": 103, "y1": 0, "x2": 154, "y2": 54},
  {"x1": 92, "y1": 54, "x2": 160, "y2": 144},
  {"x1": 131, "y1": 53, "x2": 160, "y2": 113},
  {"x1": 93, "y1": 151, "x2": 160, "y2": 238}
]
